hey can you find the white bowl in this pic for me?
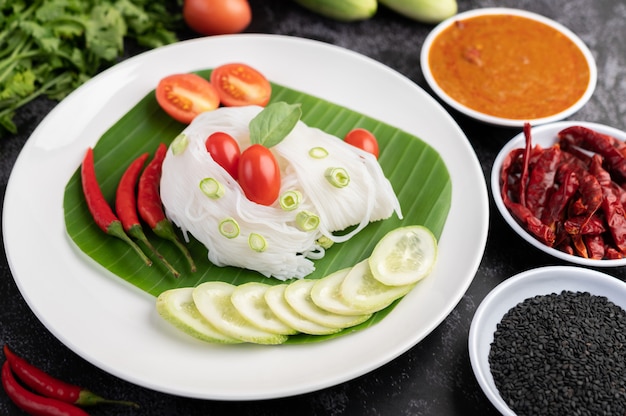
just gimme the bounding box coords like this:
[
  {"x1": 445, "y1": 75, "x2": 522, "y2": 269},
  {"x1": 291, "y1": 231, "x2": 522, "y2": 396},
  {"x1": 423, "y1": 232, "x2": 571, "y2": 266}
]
[
  {"x1": 491, "y1": 121, "x2": 626, "y2": 267},
  {"x1": 469, "y1": 266, "x2": 626, "y2": 415},
  {"x1": 420, "y1": 8, "x2": 597, "y2": 127}
]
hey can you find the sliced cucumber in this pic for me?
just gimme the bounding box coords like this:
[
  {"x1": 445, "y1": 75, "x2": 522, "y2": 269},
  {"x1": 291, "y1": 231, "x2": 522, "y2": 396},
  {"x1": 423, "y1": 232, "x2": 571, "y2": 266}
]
[
  {"x1": 231, "y1": 282, "x2": 298, "y2": 335},
  {"x1": 156, "y1": 288, "x2": 241, "y2": 344},
  {"x1": 369, "y1": 225, "x2": 438, "y2": 286},
  {"x1": 285, "y1": 279, "x2": 372, "y2": 328},
  {"x1": 310, "y1": 268, "x2": 369, "y2": 316},
  {"x1": 264, "y1": 284, "x2": 341, "y2": 335},
  {"x1": 193, "y1": 282, "x2": 288, "y2": 345},
  {"x1": 340, "y1": 259, "x2": 414, "y2": 313}
]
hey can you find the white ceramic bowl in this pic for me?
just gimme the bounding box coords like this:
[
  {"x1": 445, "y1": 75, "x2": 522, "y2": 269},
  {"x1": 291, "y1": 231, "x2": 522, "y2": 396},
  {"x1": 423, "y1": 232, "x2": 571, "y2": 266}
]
[
  {"x1": 491, "y1": 121, "x2": 626, "y2": 267},
  {"x1": 420, "y1": 8, "x2": 597, "y2": 127},
  {"x1": 469, "y1": 266, "x2": 626, "y2": 415}
]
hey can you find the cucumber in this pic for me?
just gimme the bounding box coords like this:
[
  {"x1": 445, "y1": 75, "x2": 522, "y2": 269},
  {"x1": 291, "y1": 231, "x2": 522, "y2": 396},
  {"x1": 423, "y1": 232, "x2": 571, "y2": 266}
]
[
  {"x1": 310, "y1": 268, "x2": 370, "y2": 316},
  {"x1": 264, "y1": 284, "x2": 341, "y2": 335},
  {"x1": 193, "y1": 282, "x2": 288, "y2": 345},
  {"x1": 378, "y1": 0, "x2": 457, "y2": 23},
  {"x1": 231, "y1": 282, "x2": 298, "y2": 335},
  {"x1": 284, "y1": 279, "x2": 372, "y2": 329},
  {"x1": 294, "y1": 0, "x2": 377, "y2": 22},
  {"x1": 156, "y1": 288, "x2": 241, "y2": 344}
]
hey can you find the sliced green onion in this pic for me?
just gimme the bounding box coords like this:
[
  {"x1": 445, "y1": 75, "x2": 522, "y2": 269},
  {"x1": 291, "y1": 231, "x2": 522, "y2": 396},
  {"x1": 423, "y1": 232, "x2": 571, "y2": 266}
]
[
  {"x1": 324, "y1": 167, "x2": 350, "y2": 188},
  {"x1": 199, "y1": 177, "x2": 225, "y2": 199},
  {"x1": 279, "y1": 190, "x2": 302, "y2": 211},
  {"x1": 296, "y1": 210, "x2": 320, "y2": 232},
  {"x1": 308, "y1": 147, "x2": 328, "y2": 159},
  {"x1": 171, "y1": 133, "x2": 189, "y2": 155},
  {"x1": 219, "y1": 218, "x2": 240, "y2": 239},
  {"x1": 248, "y1": 233, "x2": 267, "y2": 252},
  {"x1": 317, "y1": 235, "x2": 334, "y2": 249}
]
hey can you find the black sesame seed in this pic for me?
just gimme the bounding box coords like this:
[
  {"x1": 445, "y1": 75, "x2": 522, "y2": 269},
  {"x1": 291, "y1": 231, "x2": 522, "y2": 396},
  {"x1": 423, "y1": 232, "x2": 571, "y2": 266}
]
[{"x1": 488, "y1": 290, "x2": 626, "y2": 416}]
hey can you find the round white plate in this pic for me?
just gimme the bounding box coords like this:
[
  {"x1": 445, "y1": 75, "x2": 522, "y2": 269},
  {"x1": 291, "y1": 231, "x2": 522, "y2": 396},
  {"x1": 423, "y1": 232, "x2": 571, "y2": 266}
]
[
  {"x1": 492, "y1": 120, "x2": 626, "y2": 267},
  {"x1": 421, "y1": 8, "x2": 597, "y2": 127},
  {"x1": 468, "y1": 266, "x2": 626, "y2": 415},
  {"x1": 3, "y1": 34, "x2": 488, "y2": 400}
]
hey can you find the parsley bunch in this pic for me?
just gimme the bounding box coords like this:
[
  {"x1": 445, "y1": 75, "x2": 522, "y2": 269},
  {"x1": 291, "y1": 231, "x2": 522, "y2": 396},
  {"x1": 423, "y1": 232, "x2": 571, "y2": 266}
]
[{"x1": 0, "y1": 0, "x2": 183, "y2": 138}]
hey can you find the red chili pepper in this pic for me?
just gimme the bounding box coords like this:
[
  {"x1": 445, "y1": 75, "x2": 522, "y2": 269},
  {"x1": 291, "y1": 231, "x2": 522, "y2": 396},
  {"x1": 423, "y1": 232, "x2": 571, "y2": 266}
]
[
  {"x1": 2, "y1": 361, "x2": 89, "y2": 416},
  {"x1": 138, "y1": 143, "x2": 196, "y2": 272},
  {"x1": 3, "y1": 345, "x2": 138, "y2": 409},
  {"x1": 115, "y1": 153, "x2": 180, "y2": 278},
  {"x1": 81, "y1": 147, "x2": 152, "y2": 267},
  {"x1": 525, "y1": 145, "x2": 561, "y2": 219}
]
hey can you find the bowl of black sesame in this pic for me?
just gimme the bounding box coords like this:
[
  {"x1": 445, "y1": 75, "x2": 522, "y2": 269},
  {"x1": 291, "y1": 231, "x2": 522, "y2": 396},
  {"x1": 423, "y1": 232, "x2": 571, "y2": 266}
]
[{"x1": 469, "y1": 266, "x2": 626, "y2": 415}]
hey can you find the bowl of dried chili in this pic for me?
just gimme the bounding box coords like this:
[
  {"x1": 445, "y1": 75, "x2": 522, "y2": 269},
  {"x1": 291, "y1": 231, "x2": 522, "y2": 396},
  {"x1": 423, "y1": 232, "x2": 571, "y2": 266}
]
[
  {"x1": 469, "y1": 266, "x2": 626, "y2": 415},
  {"x1": 492, "y1": 121, "x2": 626, "y2": 266},
  {"x1": 421, "y1": 8, "x2": 597, "y2": 127}
]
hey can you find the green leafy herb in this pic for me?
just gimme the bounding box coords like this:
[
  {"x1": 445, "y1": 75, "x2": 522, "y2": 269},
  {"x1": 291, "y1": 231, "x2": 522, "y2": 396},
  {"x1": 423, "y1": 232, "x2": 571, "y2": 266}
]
[
  {"x1": 0, "y1": 0, "x2": 183, "y2": 138},
  {"x1": 249, "y1": 102, "x2": 302, "y2": 148}
]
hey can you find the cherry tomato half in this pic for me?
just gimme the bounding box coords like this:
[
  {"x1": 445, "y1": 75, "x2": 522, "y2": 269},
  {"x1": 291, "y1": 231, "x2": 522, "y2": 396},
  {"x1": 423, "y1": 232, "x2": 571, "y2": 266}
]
[
  {"x1": 205, "y1": 131, "x2": 241, "y2": 179},
  {"x1": 183, "y1": 0, "x2": 251, "y2": 36},
  {"x1": 344, "y1": 128, "x2": 380, "y2": 159},
  {"x1": 238, "y1": 144, "x2": 281, "y2": 206},
  {"x1": 210, "y1": 63, "x2": 272, "y2": 107},
  {"x1": 156, "y1": 73, "x2": 220, "y2": 124}
]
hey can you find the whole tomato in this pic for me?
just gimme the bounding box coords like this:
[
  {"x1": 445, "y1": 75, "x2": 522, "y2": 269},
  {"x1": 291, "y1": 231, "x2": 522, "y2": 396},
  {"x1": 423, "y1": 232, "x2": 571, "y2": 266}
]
[
  {"x1": 183, "y1": 0, "x2": 252, "y2": 36},
  {"x1": 238, "y1": 144, "x2": 281, "y2": 206},
  {"x1": 205, "y1": 131, "x2": 241, "y2": 179}
]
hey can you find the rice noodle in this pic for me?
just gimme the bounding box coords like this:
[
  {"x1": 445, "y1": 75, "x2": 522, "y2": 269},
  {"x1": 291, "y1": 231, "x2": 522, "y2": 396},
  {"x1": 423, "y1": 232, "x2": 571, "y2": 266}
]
[{"x1": 160, "y1": 105, "x2": 402, "y2": 280}]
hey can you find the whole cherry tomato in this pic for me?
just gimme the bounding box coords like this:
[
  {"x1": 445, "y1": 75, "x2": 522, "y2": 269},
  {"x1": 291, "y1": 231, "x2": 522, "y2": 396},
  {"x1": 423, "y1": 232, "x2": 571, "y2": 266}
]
[
  {"x1": 238, "y1": 144, "x2": 281, "y2": 206},
  {"x1": 183, "y1": 0, "x2": 251, "y2": 36},
  {"x1": 205, "y1": 131, "x2": 241, "y2": 179},
  {"x1": 344, "y1": 128, "x2": 380, "y2": 159},
  {"x1": 210, "y1": 63, "x2": 272, "y2": 107},
  {"x1": 155, "y1": 73, "x2": 220, "y2": 124}
]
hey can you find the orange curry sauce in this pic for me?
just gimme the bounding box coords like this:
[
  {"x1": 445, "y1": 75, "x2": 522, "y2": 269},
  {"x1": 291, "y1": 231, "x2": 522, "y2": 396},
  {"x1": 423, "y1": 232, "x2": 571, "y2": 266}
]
[{"x1": 428, "y1": 14, "x2": 591, "y2": 120}]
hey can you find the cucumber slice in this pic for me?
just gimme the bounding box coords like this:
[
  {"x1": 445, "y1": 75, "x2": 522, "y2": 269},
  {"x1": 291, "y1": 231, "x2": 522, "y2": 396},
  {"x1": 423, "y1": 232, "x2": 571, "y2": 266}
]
[
  {"x1": 264, "y1": 284, "x2": 341, "y2": 335},
  {"x1": 341, "y1": 259, "x2": 414, "y2": 312},
  {"x1": 193, "y1": 282, "x2": 288, "y2": 345},
  {"x1": 156, "y1": 288, "x2": 241, "y2": 344},
  {"x1": 284, "y1": 279, "x2": 372, "y2": 328},
  {"x1": 231, "y1": 282, "x2": 298, "y2": 335},
  {"x1": 369, "y1": 225, "x2": 438, "y2": 286},
  {"x1": 310, "y1": 268, "x2": 370, "y2": 316}
]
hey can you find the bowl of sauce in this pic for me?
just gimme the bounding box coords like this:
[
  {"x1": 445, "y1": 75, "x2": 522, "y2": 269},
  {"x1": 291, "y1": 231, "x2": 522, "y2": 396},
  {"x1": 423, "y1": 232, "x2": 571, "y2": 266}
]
[{"x1": 421, "y1": 8, "x2": 597, "y2": 127}]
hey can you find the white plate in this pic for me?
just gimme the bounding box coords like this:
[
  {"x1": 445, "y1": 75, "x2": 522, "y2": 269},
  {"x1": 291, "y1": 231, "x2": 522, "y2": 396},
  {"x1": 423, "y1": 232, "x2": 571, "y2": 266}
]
[
  {"x1": 468, "y1": 266, "x2": 626, "y2": 415},
  {"x1": 3, "y1": 34, "x2": 488, "y2": 400},
  {"x1": 421, "y1": 8, "x2": 597, "y2": 127},
  {"x1": 491, "y1": 120, "x2": 626, "y2": 267}
]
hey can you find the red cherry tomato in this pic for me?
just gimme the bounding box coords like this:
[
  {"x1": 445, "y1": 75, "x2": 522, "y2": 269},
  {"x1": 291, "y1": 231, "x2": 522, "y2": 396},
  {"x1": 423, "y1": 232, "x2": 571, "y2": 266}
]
[
  {"x1": 210, "y1": 63, "x2": 272, "y2": 107},
  {"x1": 205, "y1": 132, "x2": 241, "y2": 179},
  {"x1": 344, "y1": 128, "x2": 379, "y2": 159},
  {"x1": 238, "y1": 144, "x2": 281, "y2": 206},
  {"x1": 155, "y1": 73, "x2": 220, "y2": 124},
  {"x1": 183, "y1": 0, "x2": 251, "y2": 36}
]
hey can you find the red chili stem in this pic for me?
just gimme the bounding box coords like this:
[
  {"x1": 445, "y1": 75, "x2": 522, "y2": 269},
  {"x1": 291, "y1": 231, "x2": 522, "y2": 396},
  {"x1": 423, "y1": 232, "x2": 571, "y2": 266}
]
[
  {"x1": 138, "y1": 143, "x2": 196, "y2": 272},
  {"x1": 3, "y1": 345, "x2": 139, "y2": 409},
  {"x1": 2, "y1": 361, "x2": 90, "y2": 416},
  {"x1": 81, "y1": 147, "x2": 152, "y2": 267},
  {"x1": 116, "y1": 153, "x2": 180, "y2": 278}
]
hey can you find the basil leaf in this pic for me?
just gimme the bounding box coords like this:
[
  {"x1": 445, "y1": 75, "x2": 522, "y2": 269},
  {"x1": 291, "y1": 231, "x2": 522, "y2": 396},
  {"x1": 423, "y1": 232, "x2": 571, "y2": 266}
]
[{"x1": 249, "y1": 102, "x2": 302, "y2": 148}]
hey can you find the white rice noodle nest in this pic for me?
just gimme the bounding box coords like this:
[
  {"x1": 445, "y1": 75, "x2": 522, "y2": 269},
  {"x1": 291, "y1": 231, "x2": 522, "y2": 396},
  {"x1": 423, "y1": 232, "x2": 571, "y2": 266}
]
[{"x1": 160, "y1": 105, "x2": 402, "y2": 281}]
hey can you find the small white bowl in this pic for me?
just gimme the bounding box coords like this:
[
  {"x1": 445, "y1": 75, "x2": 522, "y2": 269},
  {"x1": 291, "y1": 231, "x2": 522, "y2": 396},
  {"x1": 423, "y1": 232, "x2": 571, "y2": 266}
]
[
  {"x1": 469, "y1": 266, "x2": 626, "y2": 415},
  {"x1": 420, "y1": 8, "x2": 597, "y2": 127},
  {"x1": 492, "y1": 121, "x2": 626, "y2": 267}
]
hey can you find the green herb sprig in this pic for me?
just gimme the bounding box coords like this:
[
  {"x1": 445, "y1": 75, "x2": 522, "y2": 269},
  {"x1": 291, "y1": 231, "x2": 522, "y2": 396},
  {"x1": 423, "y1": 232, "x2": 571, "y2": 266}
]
[{"x1": 0, "y1": 0, "x2": 183, "y2": 138}]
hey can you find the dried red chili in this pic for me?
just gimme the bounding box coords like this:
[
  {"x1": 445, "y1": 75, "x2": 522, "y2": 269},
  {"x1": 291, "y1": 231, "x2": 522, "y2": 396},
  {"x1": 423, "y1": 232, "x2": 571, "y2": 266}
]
[
  {"x1": 137, "y1": 143, "x2": 196, "y2": 272},
  {"x1": 81, "y1": 147, "x2": 152, "y2": 267},
  {"x1": 116, "y1": 153, "x2": 180, "y2": 278},
  {"x1": 3, "y1": 345, "x2": 138, "y2": 409},
  {"x1": 2, "y1": 361, "x2": 89, "y2": 416}
]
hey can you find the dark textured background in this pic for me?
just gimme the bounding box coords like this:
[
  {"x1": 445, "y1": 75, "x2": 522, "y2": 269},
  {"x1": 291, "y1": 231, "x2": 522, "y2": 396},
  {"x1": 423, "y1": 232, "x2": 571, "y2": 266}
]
[{"x1": 2, "y1": 0, "x2": 625, "y2": 414}]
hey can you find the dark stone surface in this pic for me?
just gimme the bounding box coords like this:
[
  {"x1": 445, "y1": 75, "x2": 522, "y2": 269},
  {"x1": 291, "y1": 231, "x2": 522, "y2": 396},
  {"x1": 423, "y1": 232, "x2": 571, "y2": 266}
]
[{"x1": 1, "y1": 0, "x2": 625, "y2": 414}]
